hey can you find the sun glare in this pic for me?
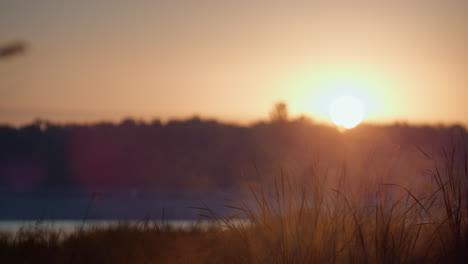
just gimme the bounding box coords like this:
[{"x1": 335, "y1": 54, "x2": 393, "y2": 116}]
[{"x1": 329, "y1": 96, "x2": 365, "y2": 129}]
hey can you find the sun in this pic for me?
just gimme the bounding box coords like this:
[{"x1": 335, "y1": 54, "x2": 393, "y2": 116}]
[{"x1": 329, "y1": 96, "x2": 365, "y2": 129}]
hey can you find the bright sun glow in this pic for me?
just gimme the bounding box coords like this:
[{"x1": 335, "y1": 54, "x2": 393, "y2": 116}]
[{"x1": 329, "y1": 96, "x2": 365, "y2": 129}]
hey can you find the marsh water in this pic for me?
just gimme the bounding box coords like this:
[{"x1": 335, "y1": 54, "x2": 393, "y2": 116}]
[
  {"x1": 0, "y1": 220, "x2": 220, "y2": 233},
  {"x1": 0, "y1": 187, "x2": 246, "y2": 232}
]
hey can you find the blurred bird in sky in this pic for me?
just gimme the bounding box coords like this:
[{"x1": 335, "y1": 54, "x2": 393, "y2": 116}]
[{"x1": 0, "y1": 42, "x2": 27, "y2": 60}]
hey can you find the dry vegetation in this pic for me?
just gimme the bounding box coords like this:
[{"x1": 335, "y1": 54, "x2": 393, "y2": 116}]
[{"x1": 1, "y1": 145, "x2": 467, "y2": 264}]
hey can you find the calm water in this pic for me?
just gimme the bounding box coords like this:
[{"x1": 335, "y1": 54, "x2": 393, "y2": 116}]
[
  {"x1": 0, "y1": 220, "x2": 217, "y2": 233},
  {"x1": 0, "y1": 188, "x2": 250, "y2": 234},
  {"x1": 0, "y1": 188, "x2": 246, "y2": 220}
]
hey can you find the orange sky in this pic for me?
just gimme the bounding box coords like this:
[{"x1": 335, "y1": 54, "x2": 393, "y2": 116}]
[{"x1": 1, "y1": 0, "x2": 467, "y2": 126}]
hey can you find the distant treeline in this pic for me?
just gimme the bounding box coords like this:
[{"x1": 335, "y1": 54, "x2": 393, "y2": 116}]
[{"x1": 0, "y1": 117, "x2": 466, "y2": 192}]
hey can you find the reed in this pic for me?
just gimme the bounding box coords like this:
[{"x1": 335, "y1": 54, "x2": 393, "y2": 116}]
[{"x1": 1, "y1": 146, "x2": 467, "y2": 263}]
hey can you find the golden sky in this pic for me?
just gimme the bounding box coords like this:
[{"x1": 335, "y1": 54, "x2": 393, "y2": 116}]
[{"x1": 1, "y1": 0, "x2": 467, "y2": 126}]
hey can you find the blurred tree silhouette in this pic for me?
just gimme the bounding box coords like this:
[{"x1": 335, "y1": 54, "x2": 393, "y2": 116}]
[
  {"x1": 270, "y1": 102, "x2": 288, "y2": 122},
  {"x1": 0, "y1": 116, "x2": 466, "y2": 192}
]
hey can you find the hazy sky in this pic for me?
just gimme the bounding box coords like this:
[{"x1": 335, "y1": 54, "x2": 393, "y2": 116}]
[{"x1": 1, "y1": 0, "x2": 467, "y2": 126}]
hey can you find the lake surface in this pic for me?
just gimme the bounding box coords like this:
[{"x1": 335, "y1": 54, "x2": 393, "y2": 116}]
[
  {"x1": 0, "y1": 219, "x2": 219, "y2": 233},
  {"x1": 0, "y1": 187, "x2": 248, "y2": 220}
]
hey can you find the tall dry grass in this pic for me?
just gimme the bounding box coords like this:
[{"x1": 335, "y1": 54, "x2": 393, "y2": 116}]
[
  {"x1": 1, "y1": 146, "x2": 467, "y2": 263},
  {"x1": 198, "y1": 145, "x2": 468, "y2": 264}
]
